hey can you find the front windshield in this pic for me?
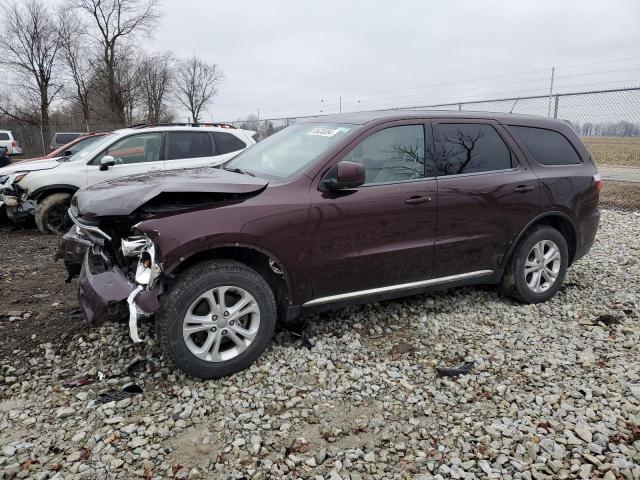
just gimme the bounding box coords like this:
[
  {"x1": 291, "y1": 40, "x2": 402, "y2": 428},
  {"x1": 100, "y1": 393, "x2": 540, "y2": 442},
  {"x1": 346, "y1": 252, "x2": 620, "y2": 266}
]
[
  {"x1": 62, "y1": 133, "x2": 119, "y2": 163},
  {"x1": 225, "y1": 123, "x2": 355, "y2": 179}
]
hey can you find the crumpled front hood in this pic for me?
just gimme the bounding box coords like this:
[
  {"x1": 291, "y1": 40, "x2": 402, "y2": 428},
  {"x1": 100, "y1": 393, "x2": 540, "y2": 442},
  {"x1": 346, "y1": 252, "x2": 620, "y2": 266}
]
[
  {"x1": 74, "y1": 167, "x2": 269, "y2": 217},
  {"x1": 0, "y1": 158, "x2": 61, "y2": 175}
]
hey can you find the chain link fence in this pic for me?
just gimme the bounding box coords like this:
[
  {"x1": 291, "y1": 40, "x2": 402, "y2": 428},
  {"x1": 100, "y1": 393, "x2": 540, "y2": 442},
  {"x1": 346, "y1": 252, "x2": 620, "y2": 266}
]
[
  {"x1": 0, "y1": 119, "x2": 125, "y2": 159},
  {"x1": 3, "y1": 87, "x2": 639, "y2": 189},
  {"x1": 226, "y1": 86, "x2": 640, "y2": 185}
]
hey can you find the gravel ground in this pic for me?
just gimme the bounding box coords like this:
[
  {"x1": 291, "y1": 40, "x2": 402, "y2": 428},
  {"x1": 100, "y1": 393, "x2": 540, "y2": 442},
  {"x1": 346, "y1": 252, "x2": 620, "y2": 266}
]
[{"x1": 1, "y1": 209, "x2": 639, "y2": 480}]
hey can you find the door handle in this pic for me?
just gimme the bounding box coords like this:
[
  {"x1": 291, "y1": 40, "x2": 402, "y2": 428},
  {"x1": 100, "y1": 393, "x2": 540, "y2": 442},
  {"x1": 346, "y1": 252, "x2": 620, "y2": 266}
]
[
  {"x1": 513, "y1": 185, "x2": 534, "y2": 193},
  {"x1": 405, "y1": 196, "x2": 432, "y2": 205}
]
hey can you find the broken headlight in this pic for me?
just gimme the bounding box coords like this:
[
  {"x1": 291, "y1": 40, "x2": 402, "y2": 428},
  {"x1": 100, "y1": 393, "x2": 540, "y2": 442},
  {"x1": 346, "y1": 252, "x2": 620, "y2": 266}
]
[
  {"x1": 121, "y1": 235, "x2": 148, "y2": 257},
  {"x1": 122, "y1": 235, "x2": 161, "y2": 287}
]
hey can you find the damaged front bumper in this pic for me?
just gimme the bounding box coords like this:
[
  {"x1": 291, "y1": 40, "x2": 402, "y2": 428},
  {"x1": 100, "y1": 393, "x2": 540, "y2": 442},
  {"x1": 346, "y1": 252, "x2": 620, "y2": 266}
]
[
  {"x1": 65, "y1": 206, "x2": 164, "y2": 341},
  {"x1": 79, "y1": 250, "x2": 160, "y2": 339},
  {"x1": 0, "y1": 176, "x2": 36, "y2": 223},
  {"x1": 0, "y1": 193, "x2": 36, "y2": 223}
]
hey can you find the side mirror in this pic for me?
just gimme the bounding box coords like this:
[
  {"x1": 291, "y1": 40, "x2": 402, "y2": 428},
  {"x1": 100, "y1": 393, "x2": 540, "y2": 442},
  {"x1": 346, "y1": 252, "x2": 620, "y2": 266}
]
[
  {"x1": 321, "y1": 161, "x2": 365, "y2": 190},
  {"x1": 63, "y1": 150, "x2": 73, "y2": 157},
  {"x1": 99, "y1": 155, "x2": 115, "y2": 171}
]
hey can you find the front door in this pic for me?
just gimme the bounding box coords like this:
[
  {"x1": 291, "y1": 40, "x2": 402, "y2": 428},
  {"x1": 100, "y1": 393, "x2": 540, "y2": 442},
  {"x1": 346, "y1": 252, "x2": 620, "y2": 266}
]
[
  {"x1": 432, "y1": 120, "x2": 540, "y2": 277},
  {"x1": 309, "y1": 122, "x2": 438, "y2": 300},
  {"x1": 85, "y1": 132, "x2": 164, "y2": 186}
]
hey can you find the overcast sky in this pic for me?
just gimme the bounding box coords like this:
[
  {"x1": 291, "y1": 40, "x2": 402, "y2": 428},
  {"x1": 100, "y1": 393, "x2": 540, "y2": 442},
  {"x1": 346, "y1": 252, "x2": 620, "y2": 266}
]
[{"x1": 145, "y1": 0, "x2": 640, "y2": 122}]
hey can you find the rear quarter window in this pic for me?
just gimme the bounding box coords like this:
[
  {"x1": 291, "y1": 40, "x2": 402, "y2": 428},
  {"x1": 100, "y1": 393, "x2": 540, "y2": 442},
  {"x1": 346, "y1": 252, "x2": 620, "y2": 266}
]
[
  {"x1": 0, "y1": 132, "x2": 10, "y2": 141},
  {"x1": 509, "y1": 126, "x2": 581, "y2": 165},
  {"x1": 213, "y1": 132, "x2": 246, "y2": 155}
]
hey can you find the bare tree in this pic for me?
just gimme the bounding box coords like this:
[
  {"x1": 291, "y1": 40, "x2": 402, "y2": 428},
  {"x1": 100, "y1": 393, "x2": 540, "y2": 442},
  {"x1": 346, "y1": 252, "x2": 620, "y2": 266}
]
[
  {"x1": 0, "y1": 0, "x2": 62, "y2": 145},
  {"x1": 138, "y1": 52, "x2": 174, "y2": 123},
  {"x1": 57, "y1": 8, "x2": 96, "y2": 132},
  {"x1": 72, "y1": 0, "x2": 161, "y2": 124},
  {"x1": 114, "y1": 50, "x2": 143, "y2": 125},
  {"x1": 174, "y1": 55, "x2": 223, "y2": 123}
]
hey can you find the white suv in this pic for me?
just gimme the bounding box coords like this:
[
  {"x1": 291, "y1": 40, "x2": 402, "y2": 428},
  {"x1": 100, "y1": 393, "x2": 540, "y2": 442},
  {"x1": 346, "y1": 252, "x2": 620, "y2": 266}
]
[
  {"x1": 0, "y1": 124, "x2": 255, "y2": 233},
  {"x1": 0, "y1": 129, "x2": 22, "y2": 155}
]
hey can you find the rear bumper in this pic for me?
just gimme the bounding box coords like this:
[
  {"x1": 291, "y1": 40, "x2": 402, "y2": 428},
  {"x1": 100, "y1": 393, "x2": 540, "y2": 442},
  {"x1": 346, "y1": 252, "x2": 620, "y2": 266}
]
[
  {"x1": 78, "y1": 252, "x2": 159, "y2": 327},
  {"x1": 575, "y1": 209, "x2": 600, "y2": 262}
]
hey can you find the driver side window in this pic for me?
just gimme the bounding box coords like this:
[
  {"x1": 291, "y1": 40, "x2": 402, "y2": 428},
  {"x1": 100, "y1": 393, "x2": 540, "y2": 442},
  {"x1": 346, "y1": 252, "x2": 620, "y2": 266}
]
[
  {"x1": 342, "y1": 125, "x2": 427, "y2": 185},
  {"x1": 100, "y1": 133, "x2": 162, "y2": 165}
]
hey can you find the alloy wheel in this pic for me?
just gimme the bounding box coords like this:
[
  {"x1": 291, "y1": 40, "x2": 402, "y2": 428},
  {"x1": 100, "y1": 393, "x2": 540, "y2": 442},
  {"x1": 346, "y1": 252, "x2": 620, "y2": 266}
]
[
  {"x1": 182, "y1": 286, "x2": 261, "y2": 362},
  {"x1": 524, "y1": 239, "x2": 561, "y2": 293}
]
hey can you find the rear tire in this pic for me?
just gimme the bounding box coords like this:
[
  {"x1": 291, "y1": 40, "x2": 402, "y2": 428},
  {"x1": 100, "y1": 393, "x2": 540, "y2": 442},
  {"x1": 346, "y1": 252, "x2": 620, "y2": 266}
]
[
  {"x1": 156, "y1": 260, "x2": 277, "y2": 379},
  {"x1": 501, "y1": 225, "x2": 568, "y2": 304},
  {"x1": 34, "y1": 193, "x2": 72, "y2": 235}
]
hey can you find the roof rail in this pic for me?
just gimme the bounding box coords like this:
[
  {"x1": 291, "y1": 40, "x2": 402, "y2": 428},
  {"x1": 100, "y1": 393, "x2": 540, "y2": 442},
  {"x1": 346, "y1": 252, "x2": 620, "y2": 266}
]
[{"x1": 128, "y1": 122, "x2": 237, "y2": 129}]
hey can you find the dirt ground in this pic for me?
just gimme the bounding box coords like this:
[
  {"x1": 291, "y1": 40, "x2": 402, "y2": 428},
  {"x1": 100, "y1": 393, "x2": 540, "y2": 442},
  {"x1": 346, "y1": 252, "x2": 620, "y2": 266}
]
[
  {"x1": 582, "y1": 136, "x2": 640, "y2": 167},
  {"x1": 0, "y1": 230, "x2": 85, "y2": 366},
  {"x1": 600, "y1": 181, "x2": 640, "y2": 210}
]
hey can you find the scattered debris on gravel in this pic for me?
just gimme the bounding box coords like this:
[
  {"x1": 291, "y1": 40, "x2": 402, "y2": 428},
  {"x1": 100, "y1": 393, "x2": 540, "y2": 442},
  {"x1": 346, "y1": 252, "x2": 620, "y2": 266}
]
[{"x1": 1, "y1": 209, "x2": 639, "y2": 479}]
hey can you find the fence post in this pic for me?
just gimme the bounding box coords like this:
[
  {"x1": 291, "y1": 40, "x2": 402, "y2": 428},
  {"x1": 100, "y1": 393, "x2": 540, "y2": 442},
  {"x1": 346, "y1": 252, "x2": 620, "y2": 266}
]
[
  {"x1": 553, "y1": 94, "x2": 559, "y2": 118},
  {"x1": 458, "y1": 103, "x2": 462, "y2": 111}
]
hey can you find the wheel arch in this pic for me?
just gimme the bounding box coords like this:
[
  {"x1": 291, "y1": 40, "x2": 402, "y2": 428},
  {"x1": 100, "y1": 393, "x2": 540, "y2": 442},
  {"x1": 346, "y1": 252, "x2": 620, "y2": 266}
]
[
  {"x1": 502, "y1": 212, "x2": 578, "y2": 272},
  {"x1": 30, "y1": 184, "x2": 78, "y2": 202},
  {"x1": 165, "y1": 244, "x2": 293, "y2": 314}
]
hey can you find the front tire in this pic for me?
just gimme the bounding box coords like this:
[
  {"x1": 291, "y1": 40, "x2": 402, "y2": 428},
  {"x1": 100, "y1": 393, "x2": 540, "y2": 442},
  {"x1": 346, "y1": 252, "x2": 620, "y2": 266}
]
[
  {"x1": 34, "y1": 193, "x2": 72, "y2": 234},
  {"x1": 156, "y1": 260, "x2": 277, "y2": 379},
  {"x1": 501, "y1": 225, "x2": 568, "y2": 304}
]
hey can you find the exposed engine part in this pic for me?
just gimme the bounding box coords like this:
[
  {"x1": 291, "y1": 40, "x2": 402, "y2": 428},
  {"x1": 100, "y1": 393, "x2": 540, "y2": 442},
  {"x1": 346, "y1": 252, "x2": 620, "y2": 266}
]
[
  {"x1": 121, "y1": 236, "x2": 148, "y2": 257},
  {"x1": 269, "y1": 258, "x2": 284, "y2": 275}
]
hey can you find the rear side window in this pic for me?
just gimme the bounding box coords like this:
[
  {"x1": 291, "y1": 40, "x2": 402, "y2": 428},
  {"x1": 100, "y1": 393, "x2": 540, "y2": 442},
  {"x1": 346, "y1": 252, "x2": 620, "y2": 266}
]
[
  {"x1": 213, "y1": 132, "x2": 246, "y2": 155},
  {"x1": 55, "y1": 133, "x2": 82, "y2": 145},
  {"x1": 167, "y1": 131, "x2": 214, "y2": 160},
  {"x1": 0, "y1": 132, "x2": 10, "y2": 141},
  {"x1": 435, "y1": 123, "x2": 513, "y2": 176},
  {"x1": 510, "y1": 126, "x2": 581, "y2": 165}
]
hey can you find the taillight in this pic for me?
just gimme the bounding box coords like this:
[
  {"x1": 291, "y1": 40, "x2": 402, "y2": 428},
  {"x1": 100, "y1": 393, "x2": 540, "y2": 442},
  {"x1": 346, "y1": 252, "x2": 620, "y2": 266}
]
[
  {"x1": 593, "y1": 173, "x2": 602, "y2": 193},
  {"x1": 11, "y1": 141, "x2": 16, "y2": 147}
]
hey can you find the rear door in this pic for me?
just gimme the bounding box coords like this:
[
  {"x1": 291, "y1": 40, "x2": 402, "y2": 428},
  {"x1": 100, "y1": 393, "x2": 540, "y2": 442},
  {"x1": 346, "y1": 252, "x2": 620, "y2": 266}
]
[
  {"x1": 432, "y1": 120, "x2": 539, "y2": 277},
  {"x1": 85, "y1": 132, "x2": 164, "y2": 186},
  {"x1": 309, "y1": 121, "x2": 438, "y2": 299},
  {"x1": 164, "y1": 131, "x2": 218, "y2": 170}
]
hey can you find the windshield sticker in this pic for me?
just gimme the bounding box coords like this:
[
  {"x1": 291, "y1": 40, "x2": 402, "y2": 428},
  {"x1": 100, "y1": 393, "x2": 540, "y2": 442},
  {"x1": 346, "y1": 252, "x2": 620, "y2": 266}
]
[{"x1": 307, "y1": 127, "x2": 349, "y2": 137}]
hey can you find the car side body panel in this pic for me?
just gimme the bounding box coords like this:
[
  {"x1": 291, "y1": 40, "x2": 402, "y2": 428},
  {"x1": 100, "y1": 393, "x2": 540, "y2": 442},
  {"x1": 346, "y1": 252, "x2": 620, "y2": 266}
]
[
  {"x1": 431, "y1": 119, "x2": 541, "y2": 277},
  {"x1": 136, "y1": 178, "x2": 315, "y2": 304}
]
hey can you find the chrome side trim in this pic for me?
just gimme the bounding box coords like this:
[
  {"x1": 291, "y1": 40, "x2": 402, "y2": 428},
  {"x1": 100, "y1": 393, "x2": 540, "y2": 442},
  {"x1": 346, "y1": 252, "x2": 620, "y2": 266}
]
[
  {"x1": 68, "y1": 209, "x2": 112, "y2": 241},
  {"x1": 303, "y1": 270, "x2": 494, "y2": 307}
]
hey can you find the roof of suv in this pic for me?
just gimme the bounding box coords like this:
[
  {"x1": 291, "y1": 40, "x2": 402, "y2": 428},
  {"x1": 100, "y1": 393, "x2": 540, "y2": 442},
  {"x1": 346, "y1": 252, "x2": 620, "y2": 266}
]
[
  {"x1": 113, "y1": 124, "x2": 245, "y2": 135},
  {"x1": 302, "y1": 109, "x2": 570, "y2": 129}
]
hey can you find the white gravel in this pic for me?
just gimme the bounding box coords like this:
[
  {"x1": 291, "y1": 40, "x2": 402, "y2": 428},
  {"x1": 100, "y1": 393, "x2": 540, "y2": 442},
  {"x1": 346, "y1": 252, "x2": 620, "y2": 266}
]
[{"x1": 1, "y1": 209, "x2": 639, "y2": 479}]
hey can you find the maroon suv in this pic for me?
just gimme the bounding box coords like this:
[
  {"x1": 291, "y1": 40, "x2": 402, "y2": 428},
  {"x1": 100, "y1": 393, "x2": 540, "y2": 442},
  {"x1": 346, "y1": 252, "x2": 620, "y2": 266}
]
[{"x1": 62, "y1": 111, "x2": 601, "y2": 379}]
